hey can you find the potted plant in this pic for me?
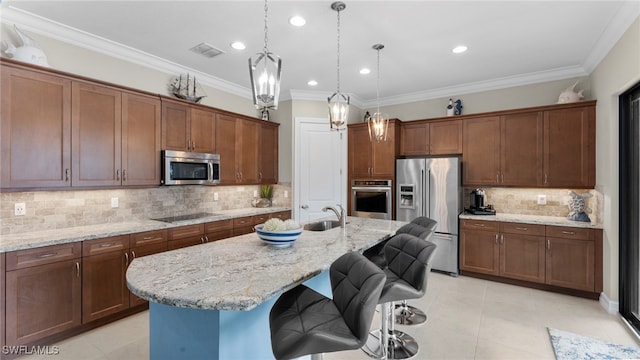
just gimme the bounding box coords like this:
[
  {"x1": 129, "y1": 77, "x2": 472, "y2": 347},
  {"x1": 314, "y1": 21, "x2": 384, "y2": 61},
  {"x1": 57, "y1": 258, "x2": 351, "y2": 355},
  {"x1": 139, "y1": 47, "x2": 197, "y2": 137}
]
[{"x1": 254, "y1": 184, "x2": 273, "y2": 207}]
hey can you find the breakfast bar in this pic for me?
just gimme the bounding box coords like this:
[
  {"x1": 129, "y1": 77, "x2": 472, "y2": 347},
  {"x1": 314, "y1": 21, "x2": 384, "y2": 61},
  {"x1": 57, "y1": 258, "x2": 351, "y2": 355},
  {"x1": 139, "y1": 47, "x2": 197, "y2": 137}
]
[{"x1": 126, "y1": 217, "x2": 406, "y2": 360}]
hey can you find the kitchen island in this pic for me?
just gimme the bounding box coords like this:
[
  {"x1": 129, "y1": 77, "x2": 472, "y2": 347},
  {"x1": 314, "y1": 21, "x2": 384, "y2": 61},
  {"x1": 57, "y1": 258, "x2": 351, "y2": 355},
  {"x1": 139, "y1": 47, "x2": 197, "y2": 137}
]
[{"x1": 126, "y1": 216, "x2": 406, "y2": 360}]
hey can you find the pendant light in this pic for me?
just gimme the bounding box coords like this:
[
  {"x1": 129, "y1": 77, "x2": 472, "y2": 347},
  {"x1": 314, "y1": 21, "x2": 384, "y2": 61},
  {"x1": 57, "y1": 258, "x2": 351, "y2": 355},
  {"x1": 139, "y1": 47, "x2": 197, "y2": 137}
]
[
  {"x1": 328, "y1": 1, "x2": 349, "y2": 131},
  {"x1": 249, "y1": 0, "x2": 282, "y2": 111},
  {"x1": 368, "y1": 44, "x2": 389, "y2": 142}
]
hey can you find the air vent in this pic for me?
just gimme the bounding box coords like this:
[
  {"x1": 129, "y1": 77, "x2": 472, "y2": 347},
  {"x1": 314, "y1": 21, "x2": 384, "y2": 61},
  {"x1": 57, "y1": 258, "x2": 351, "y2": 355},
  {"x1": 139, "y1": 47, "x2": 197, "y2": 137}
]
[{"x1": 189, "y1": 42, "x2": 224, "y2": 58}]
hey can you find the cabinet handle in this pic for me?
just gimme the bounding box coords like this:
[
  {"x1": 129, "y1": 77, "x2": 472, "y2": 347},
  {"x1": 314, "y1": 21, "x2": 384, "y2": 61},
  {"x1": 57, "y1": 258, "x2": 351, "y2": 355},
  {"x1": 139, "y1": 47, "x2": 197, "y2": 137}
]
[
  {"x1": 200, "y1": 236, "x2": 205, "y2": 244},
  {"x1": 473, "y1": 223, "x2": 486, "y2": 227},
  {"x1": 116, "y1": 169, "x2": 120, "y2": 181},
  {"x1": 546, "y1": 239, "x2": 551, "y2": 250},
  {"x1": 501, "y1": 173, "x2": 504, "y2": 183},
  {"x1": 495, "y1": 234, "x2": 499, "y2": 244},
  {"x1": 123, "y1": 169, "x2": 127, "y2": 181},
  {"x1": 496, "y1": 173, "x2": 500, "y2": 183},
  {"x1": 36, "y1": 252, "x2": 57, "y2": 259},
  {"x1": 65, "y1": 168, "x2": 70, "y2": 183},
  {"x1": 500, "y1": 234, "x2": 504, "y2": 244},
  {"x1": 142, "y1": 236, "x2": 155, "y2": 240},
  {"x1": 99, "y1": 242, "x2": 116, "y2": 248},
  {"x1": 75, "y1": 262, "x2": 80, "y2": 278},
  {"x1": 259, "y1": 172, "x2": 263, "y2": 180},
  {"x1": 205, "y1": 235, "x2": 209, "y2": 243},
  {"x1": 192, "y1": 140, "x2": 196, "y2": 150},
  {"x1": 515, "y1": 227, "x2": 528, "y2": 231},
  {"x1": 544, "y1": 173, "x2": 548, "y2": 184},
  {"x1": 561, "y1": 231, "x2": 575, "y2": 235},
  {"x1": 131, "y1": 250, "x2": 136, "y2": 260},
  {"x1": 124, "y1": 252, "x2": 129, "y2": 266}
]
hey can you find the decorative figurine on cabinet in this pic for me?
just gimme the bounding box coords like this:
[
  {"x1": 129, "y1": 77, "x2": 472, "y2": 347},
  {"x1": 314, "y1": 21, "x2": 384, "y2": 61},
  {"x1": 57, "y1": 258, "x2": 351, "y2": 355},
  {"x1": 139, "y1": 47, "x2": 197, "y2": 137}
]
[
  {"x1": 557, "y1": 81, "x2": 584, "y2": 103},
  {"x1": 2, "y1": 25, "x2": 49, "y2": 67},
  {"x1": 567, "y1": 191, "x2": 592, "y2": 222},
  {"x1": 446, "y1": 99, "x2": 454, "y2": 116},
  {"x1": 454, "y1": 99, "x2": 463, "y2": 115}
]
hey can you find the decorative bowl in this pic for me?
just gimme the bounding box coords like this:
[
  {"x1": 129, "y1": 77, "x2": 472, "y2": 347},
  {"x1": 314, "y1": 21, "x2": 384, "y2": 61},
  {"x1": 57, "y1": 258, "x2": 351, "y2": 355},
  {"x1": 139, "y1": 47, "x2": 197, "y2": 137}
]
[{"x1": 255, "y1": 224, "x2": 302, "y2": 247}]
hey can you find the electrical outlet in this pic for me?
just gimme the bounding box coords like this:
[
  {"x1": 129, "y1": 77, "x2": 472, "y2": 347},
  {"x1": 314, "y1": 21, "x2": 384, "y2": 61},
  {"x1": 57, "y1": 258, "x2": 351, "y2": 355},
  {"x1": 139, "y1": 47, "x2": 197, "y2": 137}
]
[
  {"x1": 111, "y1": 197, "x2": 119, "y2": 208},
  {"x1": 536, "y1": 195, "x2": 547, "y2": 205},
  {"x1": 284, "y1": 190, "x2": 288, "y2": 198},
  {"x1": 14, "y1": 202, "x2": 26, "y2": 216},
  {"x1": 214, "y1": 192, "x2": 219, "y2": 201},
  {"x1": 253, "y1": 190, "x2": 258, "y2": 198}
]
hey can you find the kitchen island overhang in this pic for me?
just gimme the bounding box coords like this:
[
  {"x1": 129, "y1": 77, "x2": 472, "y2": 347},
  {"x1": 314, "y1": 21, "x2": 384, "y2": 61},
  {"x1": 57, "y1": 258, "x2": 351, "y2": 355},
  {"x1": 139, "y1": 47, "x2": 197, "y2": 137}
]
[{"x1": 126, "y1": 216, "x2": 406, "y2": 360}]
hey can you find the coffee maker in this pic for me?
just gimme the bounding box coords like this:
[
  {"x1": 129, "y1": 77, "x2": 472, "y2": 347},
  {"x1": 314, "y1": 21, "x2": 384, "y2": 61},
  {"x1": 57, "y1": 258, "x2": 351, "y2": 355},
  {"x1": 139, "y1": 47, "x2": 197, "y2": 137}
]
[{"x1": 466, "y1": 188, "x2": 496, "y2": 215}]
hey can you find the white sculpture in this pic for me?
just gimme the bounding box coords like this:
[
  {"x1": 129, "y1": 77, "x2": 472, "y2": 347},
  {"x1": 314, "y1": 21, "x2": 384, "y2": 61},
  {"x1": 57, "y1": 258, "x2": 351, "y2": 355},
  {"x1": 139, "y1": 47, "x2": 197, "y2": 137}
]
[
  {"x1": 2, "y1": 25, "x2": 49, "y2": 67},
  {"x1": 557, "y1": 81, "x2": 584, "y2": 103}
]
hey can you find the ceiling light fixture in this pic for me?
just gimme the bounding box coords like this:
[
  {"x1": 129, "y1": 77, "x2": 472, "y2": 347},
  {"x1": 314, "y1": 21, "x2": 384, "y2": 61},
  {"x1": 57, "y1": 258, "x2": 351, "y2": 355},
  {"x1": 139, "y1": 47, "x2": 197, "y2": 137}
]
[
  {"x1": 231, "y1": 41, "x2": 246, "y2": 50},
  {"x1": 452, "y1": 45, "x2": 468, "y2": 54},
  {"x1": 360, "y1": 68, "x2": 371, "y2": 75},
  {"x1": 368, "y1": 44, "x2": 389, "y2": 142},
  {"x1": 307, "y1": 80, "x2": 318, "y2": 86},
  {"x1": 249, "y1": 0, "x2": 282, "y2": 111},
  {"x1": 328, "y1": 1, "x2": 349, "y2": 131},
  {"x1": 289, "y1": 15, "x2": 306, "y2": 27}
]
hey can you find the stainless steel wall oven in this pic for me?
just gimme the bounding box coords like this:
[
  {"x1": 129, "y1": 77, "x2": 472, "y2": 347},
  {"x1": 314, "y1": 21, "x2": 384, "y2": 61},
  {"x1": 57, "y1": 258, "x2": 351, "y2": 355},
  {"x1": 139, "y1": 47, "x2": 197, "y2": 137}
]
[{"x1": 351, "y1": 180, "x2": 392, "y2": 220}]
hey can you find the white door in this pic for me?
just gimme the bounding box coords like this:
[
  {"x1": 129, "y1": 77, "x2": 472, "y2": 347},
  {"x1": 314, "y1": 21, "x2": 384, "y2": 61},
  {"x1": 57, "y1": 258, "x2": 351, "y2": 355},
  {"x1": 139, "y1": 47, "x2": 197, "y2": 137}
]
[{"x1": 294, "y1": 117, "x2": 347, "y2": 223}]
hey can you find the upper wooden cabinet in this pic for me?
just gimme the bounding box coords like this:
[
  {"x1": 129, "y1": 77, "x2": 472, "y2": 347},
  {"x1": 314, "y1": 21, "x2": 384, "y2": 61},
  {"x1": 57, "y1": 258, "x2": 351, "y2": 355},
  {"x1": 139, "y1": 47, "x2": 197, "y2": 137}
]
[
  {"x1": 215, "y1": 113, "x2": 238, "y2": 184},
  {"x1": 1, "y1": 65, "x2": 72, "y2": 189},
  {"x1": 259, "y1": 123, "x2": 279, "y2": 184},
  {"x1": 161, "y1": 99, "x2": 215, "y2": 153},
  {"x1": 348, "y1": 120, "x2": 398, "y2": 179},
  {"x1": 400, "y1": 119, "x2": 462, "y2": 156},
  {"x1": 236, "y1": 118, "x2": 261, "y2": 184},
  {"x1": 462, "y1": 116, "x2": 501, "y2": 186}
]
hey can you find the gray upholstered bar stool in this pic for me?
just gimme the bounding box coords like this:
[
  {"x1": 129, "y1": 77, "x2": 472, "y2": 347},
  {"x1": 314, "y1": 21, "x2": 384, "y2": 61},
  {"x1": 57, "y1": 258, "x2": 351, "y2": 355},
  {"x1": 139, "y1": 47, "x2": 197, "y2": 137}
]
[
  {"x1": 269, "y1": 251, "x2": 386, "y2": 360},
  {"x1": 362, "y1": 233, "x2": 437, "y2": 360},
  {"x1": 394, "y1": 217, "x2": 437, "y2": 326}
]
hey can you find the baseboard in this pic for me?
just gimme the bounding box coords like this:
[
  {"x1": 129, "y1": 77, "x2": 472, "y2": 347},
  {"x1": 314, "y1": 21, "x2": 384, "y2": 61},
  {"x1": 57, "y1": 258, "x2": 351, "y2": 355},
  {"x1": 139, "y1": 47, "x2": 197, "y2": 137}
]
[{"x1": 599, "y1": 292, "x2": 619, "y2": 314}]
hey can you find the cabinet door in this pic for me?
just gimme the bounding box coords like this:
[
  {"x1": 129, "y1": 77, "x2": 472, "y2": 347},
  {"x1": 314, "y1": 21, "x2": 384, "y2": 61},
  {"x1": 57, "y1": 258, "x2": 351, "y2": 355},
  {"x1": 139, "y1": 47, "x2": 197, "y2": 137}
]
[
  {"x1": 190, "y1": 108, "x2": 216, "y2": 153},
  {"x1": 129, "y1": 242, "x2": 167, "y2": 306},
  {"x1": 168, "y1": 236, "x2": 204, "y2": 250},
  {"x1": 462, "y1": 116, "x2": 500, "y2": 186},
  {"x1": 260, "y1": 123, "x2": 278, "y2": 184},
  {"x1": 430, "y1": 120, "x2": 462, "y2": 155},
  {"x1": 6, "y1": 259, "x2": 81, "y2": 345},
  {"x1": 122, "y1": 92, "x2": 161, "y2": 186},
  {"x1": 544, "y1": 106, "x2": 595, "y2": 187},
  {"x1": 215, "y1": 114, "x2": 238, "y2": 184},
  {"x1": 500, "y1": 112, "x2": 543, "y2": 186},
  {"x1": 1, "y1": 66, "x2": 72, "y2": 189},
  {"x1": 400, "y1": 122, "x2": 429, "y2": 156},
  {"x1": 162, "y1": 100, "x2": 190, "y2": 151},
  {"x1": 371, "y1": 123, "x2": 396, "y2": 178},
  {"x1": 500, "y1": 234, "x2": 545, "y2": 283},
  {"x1": 546, "y1": 237, "x2": 595, "y2": 291},
  {"x1": 82, "y1": 250, "x2": 129, "y2": 323},
  {"x1": 348, "y1": 125, "x2": 373, "y2": 178},
  {"x1": 460, "y1": 229, "x2": 499, "y2": 275},
  {"x1": 72, "y1": 82, "x2": 122, "y2": 187},
  {"x1": 237, "y1": 119, "x2": 261, "y2": 184}
]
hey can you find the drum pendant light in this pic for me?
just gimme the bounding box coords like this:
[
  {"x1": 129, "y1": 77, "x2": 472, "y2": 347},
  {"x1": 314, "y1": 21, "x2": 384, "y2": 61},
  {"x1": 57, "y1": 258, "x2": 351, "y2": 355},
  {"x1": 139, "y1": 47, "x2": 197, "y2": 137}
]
[
  {"x1": 249, "y1": 0, "x2": 282, "y2": 111},
  {"x1": 327, "y1": 1, "x2": 349, "y2": 131},
  {"x1": 368, "y1": 44, "x2": 389, "y2": 142}
]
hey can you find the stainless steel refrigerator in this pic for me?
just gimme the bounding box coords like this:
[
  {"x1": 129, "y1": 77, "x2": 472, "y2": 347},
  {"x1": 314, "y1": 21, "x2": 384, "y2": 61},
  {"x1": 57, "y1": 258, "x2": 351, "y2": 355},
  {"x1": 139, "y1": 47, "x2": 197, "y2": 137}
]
[{"x1": 396, "y1": 157, "x2": 461, "y2": 275}]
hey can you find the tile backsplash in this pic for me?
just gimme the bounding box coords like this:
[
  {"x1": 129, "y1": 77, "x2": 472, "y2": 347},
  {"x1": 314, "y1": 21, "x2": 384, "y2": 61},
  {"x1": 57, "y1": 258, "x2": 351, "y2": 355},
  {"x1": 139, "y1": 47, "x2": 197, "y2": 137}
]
[{"x1": 0, "y1": 184, "x2": 291, "y2": 235}]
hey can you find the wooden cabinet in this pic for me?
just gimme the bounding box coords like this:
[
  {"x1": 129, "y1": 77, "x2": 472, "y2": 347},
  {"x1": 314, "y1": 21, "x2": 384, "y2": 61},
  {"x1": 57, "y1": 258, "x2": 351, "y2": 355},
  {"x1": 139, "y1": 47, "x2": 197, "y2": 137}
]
[
  {"x1": 545, "y1": 226, "x2": 595, "y2": 291},
  {"x1": 269, "y1": 210, "x2": 292, "y2": 221},
  {"x1": 82, "y1": 235, "x2": 130, "y2": 323},
  {"x1": 460, "y1": 220, "x2": 499, "y2": 275},
  {"x1": 462, "y1": 116, "x2": 501, "y2": 186},
  {"x1": 5, "y1": 243, "x2": 82, "y2": 345},
  {"x1": 348, "y1": 120, "x2": 397, "y2": 179},
  {"x1": 260, "y1": 123, "x2": 279, "y2": 184},
  {"x1": 233, "y1": 216, "x2": 255, "y2": 236},
  {"x1": 129, "y1": 229, "x2": 167, "y2": 306},
  {"x1": 161, "y1": 99, "x2": 215, "y2": 153},
  {"x1": 544, "y1": 106, "x2": 595, "y2": 188},
  {"x1": 236, "y1": 119, "x2": 260, "y2": 184},
  {"x1": 168, "y1": 223, "x2": 206, "y2": 250},
  {"x1": 205, "y1": 220, "x2": 234, "y2": 242},
  {"x1": 400, "y1": 119, "x2": 462, "y2": 156},
  {"x1": 1, "y1": 64, "x2": 72, "y2": 189},
  {"x1": 215, "y1": 113, "x2": 238, "y2": 184},
  {"x1": 499, "y1": 222, "x2": 546, "y2": 283}
]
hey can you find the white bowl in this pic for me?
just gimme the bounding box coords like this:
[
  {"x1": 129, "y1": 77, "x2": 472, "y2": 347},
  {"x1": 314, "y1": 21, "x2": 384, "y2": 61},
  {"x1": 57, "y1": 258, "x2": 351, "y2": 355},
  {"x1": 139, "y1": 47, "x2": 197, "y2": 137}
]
[{"x1": 255, "y1": 224, "x2": 302, "y2": 247}]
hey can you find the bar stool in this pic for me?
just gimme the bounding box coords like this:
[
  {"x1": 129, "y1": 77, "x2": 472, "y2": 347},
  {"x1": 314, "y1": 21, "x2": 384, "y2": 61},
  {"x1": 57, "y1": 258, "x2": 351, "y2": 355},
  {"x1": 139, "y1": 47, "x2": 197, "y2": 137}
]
[
  {"x1": 269, "y1": 251, "x2": 386, "y2": 360},
  {"x1": 394, "y1": 217, "x2": 437, "y2": 326},
  {"x1": 362, "y1": 233, "x2": 437, "y2": 359}
]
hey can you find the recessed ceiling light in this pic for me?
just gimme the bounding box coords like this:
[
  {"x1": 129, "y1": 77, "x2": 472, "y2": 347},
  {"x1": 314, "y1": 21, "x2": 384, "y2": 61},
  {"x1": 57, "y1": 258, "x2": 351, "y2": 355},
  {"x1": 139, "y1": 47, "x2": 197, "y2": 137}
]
[
  {"x1": 231, "y1": 42, "x2": 246, "y2": 50},
  {"x1": 289, "y1": 16, "x2": 306, "y2": 27},
  {"x1": 360, "y1": 68, "x2": 371, "y2": 75},
  {"x1": 452, "y1": 45, "x2": 468, "y2": 54},
  {"x1": 307, "y1": 80, "x2": 318, "y2": 86}
]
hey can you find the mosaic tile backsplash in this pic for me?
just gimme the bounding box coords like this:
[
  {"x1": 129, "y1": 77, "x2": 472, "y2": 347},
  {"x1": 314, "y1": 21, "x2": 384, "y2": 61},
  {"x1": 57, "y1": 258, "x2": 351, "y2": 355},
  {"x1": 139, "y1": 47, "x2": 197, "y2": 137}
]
[{"x1": 0, "y1": 184, "x2": 292, "y2": 235}]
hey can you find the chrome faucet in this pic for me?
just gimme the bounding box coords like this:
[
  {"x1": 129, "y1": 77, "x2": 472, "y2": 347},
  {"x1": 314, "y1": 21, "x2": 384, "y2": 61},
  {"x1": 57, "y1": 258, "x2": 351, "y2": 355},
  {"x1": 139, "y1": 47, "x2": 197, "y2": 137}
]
[{"x1": 322, "y1": 204, "x2": 346, "y2": 228}]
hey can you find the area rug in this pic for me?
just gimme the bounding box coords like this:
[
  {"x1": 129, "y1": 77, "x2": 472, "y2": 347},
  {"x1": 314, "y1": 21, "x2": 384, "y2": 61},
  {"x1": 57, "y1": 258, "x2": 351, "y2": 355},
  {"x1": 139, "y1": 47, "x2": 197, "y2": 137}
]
[{"x1": 548, "y1": 327, "x2": 640, "y2": 359}]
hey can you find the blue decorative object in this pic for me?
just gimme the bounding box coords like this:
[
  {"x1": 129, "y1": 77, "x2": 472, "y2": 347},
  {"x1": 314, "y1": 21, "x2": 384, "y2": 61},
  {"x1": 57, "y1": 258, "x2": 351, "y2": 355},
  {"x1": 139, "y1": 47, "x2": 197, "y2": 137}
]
[
  {"x1": 454, "y1": 99, "x2": 463, "y2": 115},
  {"x1": 567, "y1": 191, "x2": 592, "y2": 222},
  {"x1": 254, "y1": 224, "x2": 302, "y2": 247},
  {"x1": 548, "y1": 328, "x2": 640, "y2": 359}
]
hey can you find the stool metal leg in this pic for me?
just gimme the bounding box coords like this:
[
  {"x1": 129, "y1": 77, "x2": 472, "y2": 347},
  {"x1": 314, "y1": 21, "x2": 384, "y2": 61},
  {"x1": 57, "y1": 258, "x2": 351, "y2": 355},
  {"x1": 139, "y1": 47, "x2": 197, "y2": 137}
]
[
  {"x1": 362, "y1": 302, "x2": 419, "y2": 359},
  {"x1": 394, "y1": 300, "x2": 427, "y2": 325}
]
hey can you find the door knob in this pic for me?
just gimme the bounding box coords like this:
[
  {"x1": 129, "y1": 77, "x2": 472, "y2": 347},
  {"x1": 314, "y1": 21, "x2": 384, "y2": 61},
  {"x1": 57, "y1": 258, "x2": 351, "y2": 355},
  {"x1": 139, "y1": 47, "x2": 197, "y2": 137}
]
[{"x1": 301, "y1": 205, "x2": 309, "y2": 209}]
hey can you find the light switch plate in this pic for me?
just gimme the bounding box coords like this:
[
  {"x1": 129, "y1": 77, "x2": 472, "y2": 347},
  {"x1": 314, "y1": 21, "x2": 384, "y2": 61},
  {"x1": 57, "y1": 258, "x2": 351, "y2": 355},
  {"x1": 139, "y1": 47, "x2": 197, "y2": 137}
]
[
  {"x1": 111, "y1": 197, "x2": 119, "y2": 208},
  {"x1": 537, "y1": 195, "x2": 547, "y2": 205},
  {"x1": 214, "y1": 192, "x2": 219, "y2": 201}
]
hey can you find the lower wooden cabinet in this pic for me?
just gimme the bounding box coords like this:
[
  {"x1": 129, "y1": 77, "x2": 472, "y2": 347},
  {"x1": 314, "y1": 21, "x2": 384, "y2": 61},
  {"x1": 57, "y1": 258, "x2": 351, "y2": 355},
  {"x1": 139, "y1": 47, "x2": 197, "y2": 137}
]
[
  {"x1": 5, "y1": 243, "x2": 82, "y2": 346},
  {"x1": 545, "y1": 226, "x2": 595, "y2": 291},
  {"x1": 168, "y1": 223, "x2": 205, "y2": 250},
  {"x1": 460, "y1": 220, "x2": 499, "y2": 275}
]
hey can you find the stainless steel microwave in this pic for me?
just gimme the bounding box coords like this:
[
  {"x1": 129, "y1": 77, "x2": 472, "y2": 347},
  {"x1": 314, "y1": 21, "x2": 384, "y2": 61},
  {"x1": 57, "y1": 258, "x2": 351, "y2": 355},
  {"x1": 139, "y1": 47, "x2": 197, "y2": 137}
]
[{"x1": 162, "y1": 150, "x2": 220, "y2": 185}]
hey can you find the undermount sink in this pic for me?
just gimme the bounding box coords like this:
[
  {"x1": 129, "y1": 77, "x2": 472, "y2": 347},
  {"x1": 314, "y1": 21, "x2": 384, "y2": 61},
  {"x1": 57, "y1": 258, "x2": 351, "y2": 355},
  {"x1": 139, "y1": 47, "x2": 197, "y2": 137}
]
[{"x1": 303, "y1": 220, "x2": 343, "y2": 231}]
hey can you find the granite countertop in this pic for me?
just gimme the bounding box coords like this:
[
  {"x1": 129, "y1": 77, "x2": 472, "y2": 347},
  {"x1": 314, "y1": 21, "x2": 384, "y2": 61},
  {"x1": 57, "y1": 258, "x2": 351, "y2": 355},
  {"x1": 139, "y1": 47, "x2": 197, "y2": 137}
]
[
  {"x1": 0, "y1": 207, "x2": 292, "y2": 253},
  {"x1": 126, "y1": 216, "x2": 407, "y2": 311},
  {"x1": 459, "y1": 212, "x2": 603, "y2": 229}
]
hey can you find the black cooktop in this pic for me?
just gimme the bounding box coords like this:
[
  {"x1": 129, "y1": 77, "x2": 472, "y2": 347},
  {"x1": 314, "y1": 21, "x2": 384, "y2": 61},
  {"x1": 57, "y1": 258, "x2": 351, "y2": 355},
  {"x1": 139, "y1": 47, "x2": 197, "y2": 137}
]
[
  {"x1": 465, "y1": 208, "x2": 497, "y2": 215},
  {"x1": 152, "y1": 212, "x2": 217, "y2": 223}
]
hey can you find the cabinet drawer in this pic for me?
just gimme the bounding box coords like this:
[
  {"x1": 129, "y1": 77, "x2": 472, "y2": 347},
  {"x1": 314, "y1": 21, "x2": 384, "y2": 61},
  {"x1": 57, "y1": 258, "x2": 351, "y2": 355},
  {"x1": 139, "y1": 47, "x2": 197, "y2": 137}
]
[
  {"x1": 83, "y1": 235, "x2": 130, "y2": 257},
  {"x1": 167, "y1": 236, "x2": 203, "y2": 250},
  {"x1": 131, "y1": 229, "x2": 167, "y2": 247},
  {"x1": 500, "y1": 222, "x2": 545, "y2": 236},
  {"x1": 546, "y1": 226, "x2": 593, "y2": 241},
  {"x1": 7, "y1": 242, "x2": 82, "y2": 271},
  {"x1": 131, "y1": 242, "x2": 167, "y2": 259},
  {"x1": 168, "y1": 224, "x2": 204, "y2": 240},
  {"x1": 254, "y1": 214, "x2": 270, "y2": 225},
  {"x1": 233, "y1": 216, "x2": 254, "y2": 228},
  {"x1": 461, "y1": 219, "x2": 499, "y2": 232},
  {"x1": 270, "y1": 211, "x2": 291, "y2": 220},
  {"x1": 206, "y1": 229, "x2": 234, "y2": 242},
  {"x1": 205, "y1": 219, "x2": 233, "y2": 233}
]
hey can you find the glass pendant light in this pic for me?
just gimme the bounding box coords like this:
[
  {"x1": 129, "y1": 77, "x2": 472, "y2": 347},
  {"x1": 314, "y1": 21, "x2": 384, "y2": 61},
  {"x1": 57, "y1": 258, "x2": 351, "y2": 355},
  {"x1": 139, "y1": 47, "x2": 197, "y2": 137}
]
[
  {"x1": 368, "y1": 44, "x2": 389, "y2": 142},
  {"x1": 328, "y1": 1, "x2": 349, "y2": 131},
  {"x1": 249, "y1": 0, "x2": 282, "y2": 111}
]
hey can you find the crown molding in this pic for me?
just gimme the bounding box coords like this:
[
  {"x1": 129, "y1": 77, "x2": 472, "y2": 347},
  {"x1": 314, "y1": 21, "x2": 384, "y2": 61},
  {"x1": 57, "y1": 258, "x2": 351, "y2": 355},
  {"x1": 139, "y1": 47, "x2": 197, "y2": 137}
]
[
  {"x1": 1, "y1": 6, "x2": 252, "y2": 99},
  {"x1": 288, "y1": 89, "x2": 365, "y2": 109}
]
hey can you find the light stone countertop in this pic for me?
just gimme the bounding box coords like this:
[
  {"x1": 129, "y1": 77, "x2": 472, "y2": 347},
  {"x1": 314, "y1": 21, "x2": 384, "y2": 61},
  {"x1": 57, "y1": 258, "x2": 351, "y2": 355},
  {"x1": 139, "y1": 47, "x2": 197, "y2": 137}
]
[
  {"x1": 459, "y1": 212, "x2": 603, "y2": 229},
  {"x1": 0, "y1": 207, "x2": 292, "y2": 253},
  {"x1": 126, "y1": 216, "x2": 407, "y2": 311}
]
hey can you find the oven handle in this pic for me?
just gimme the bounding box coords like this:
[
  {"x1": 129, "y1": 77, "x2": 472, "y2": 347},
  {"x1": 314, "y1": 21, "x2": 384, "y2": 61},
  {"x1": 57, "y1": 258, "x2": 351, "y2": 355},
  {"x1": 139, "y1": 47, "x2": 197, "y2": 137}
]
[{"x1": 352, "y1": 186, "x2": 392, "y2": 191}]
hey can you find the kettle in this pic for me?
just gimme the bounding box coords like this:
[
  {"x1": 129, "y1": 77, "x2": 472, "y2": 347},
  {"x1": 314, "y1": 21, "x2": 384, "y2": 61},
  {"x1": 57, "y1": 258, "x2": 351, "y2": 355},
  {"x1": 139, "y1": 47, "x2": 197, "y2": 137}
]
[{"x1": 470, "y1": 188, "x2": 486, "y2": 209}]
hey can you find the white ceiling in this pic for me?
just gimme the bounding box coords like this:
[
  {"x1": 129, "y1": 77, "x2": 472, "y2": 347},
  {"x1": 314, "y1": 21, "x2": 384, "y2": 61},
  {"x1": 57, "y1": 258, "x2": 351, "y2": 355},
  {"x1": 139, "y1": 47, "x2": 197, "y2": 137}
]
[{"x1": 2, "y1": 1, "x2": 638, "y2": 108}]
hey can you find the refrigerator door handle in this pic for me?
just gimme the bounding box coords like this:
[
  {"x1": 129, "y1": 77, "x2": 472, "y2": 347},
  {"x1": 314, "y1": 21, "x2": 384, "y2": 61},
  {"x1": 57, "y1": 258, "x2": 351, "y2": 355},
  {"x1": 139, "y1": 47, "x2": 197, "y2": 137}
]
[{"x1": 421, "y1": 169, "x2": 426, "y2": 216}]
